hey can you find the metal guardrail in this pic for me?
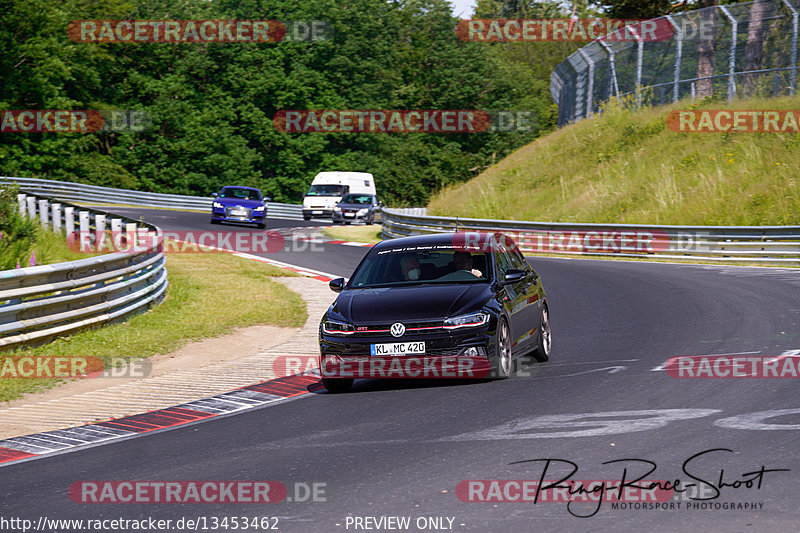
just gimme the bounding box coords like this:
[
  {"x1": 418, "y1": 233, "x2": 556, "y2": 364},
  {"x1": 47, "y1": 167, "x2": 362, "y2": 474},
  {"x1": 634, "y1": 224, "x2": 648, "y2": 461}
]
[
  {"x1": 552, "y1": 0, "x2": 800, "y2": 126},
  {"x1": 0, "y1": 177, "x2": 304, "y2": 221},
  {"x1": 1, "y1": 192, "x2": 167, "y2": 349},
  {"x1": 380, "y1": 209, "x2": 800, "y2": 264}
]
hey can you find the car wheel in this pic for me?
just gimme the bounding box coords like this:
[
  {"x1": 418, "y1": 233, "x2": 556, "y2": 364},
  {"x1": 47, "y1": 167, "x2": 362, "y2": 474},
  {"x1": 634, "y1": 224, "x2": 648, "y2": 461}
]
[
  {"x1": 303, "y1": 215, "x2": 311, "y2": 221},
  {"x1": 210, "y1": 219, "x2": 220, "y2": 224},
  {"x1": 322, "y1": 378, "x2": 353, "y2": 393},
  {"x1": 492, "y1": 318, "x2": 512, "y2": 379},
  {"x1": 257, "y1": 223, "x2": 266, "y2": 229},
  {"x1": 344, "y1": 221, "x2": 351, "y2": 225},
  {"x1": 332, "y1": 219, "x2": 341, "y2": 224},
  {"x1": 366, "y1": 215, "x2": 374, "y2": 225},
  {"x1": 533, "y1": 304, "x2": 551, "y2": 362}
]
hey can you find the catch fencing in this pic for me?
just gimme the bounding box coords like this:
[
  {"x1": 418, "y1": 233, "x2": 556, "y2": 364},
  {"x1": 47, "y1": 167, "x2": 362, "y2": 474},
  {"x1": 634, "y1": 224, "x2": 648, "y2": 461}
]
[{"x1": 551, "y1": 0, "x2": 800, "y2": 125}]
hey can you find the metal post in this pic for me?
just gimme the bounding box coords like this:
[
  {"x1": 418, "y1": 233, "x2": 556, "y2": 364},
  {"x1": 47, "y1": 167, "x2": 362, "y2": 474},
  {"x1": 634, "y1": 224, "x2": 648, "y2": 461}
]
[
  {"x1": 666, "y1": 15, "x2": 684, "y2": 102},
  {"x1": 598, "y1": 40, "x2": 620, "y2": 102},
  {"x1": 720, "y1": 6, "x2": 738, "y2": 101},
  {"x1": 38, "y1": 199, "x2": 49, "y2": 228},
  {"x1": 52, "y1": 204, "x2": 62, "y2": 233},
  {"x1": 17, "y1": 193, "x2": 26, "y2": 216},
  {"x1": 577, "y1": 49, "x2": 595, "y2": 116},
  {"x1": 95, "y1": 214, "x2": 106, "y2": 250},
  {"x1": 78, "y1": 211, "x2": 90, "y2": 235},
  {"x1": 782, "y1": 0, "x2": 798, "y2": 94},
  {"x1": 64, "y1": 206, "x2": 75, "y2": 236},
  {"x1": 626, "y1": 24, "x2": 644, "y2": 107},
  {"x1": 27, "y1": 196, "x2": 36, "y2": 219}
]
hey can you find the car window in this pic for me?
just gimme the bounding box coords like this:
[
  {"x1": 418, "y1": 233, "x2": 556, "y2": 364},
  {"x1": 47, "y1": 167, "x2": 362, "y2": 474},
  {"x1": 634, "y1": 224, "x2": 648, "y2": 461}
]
[
  {"x1": 349, "y1": 248, "x2": 489, "y2": 288},
  {"x1": 341, "y1": 194, "x2": 373, "y2": 204},
  {"x1": 220, "y1": 188, "x2": 261, "y2": 201},
  {"x1": 505, "y1": 243, "x2": 528, "y2": 271},
  {"x1": 494, "y1": 248, "x2": 512, "y2": 278}
]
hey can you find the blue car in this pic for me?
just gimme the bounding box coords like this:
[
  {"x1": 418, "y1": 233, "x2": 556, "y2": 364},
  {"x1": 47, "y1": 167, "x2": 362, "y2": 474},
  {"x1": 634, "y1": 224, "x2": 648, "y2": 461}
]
[{"x1": 210, "y1": 186, "x2": 270, "y2": 229}]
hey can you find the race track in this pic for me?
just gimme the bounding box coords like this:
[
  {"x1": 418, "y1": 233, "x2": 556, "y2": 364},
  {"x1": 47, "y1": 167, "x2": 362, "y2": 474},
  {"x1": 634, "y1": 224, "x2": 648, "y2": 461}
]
[{"x1": 2, "y1": 209, "x2": 799, "y2": 533}]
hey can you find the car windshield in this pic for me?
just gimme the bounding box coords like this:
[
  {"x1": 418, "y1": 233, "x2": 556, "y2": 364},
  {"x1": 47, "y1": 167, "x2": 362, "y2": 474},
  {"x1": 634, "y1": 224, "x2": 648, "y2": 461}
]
[
  {"x1": 307, "y1": 184, "x2": 347, "y2": 196},
  {"x1": 340, "y1": 194, "x2": 373, "y2": 204},
  {"x1": 349, "y1": 247, "x2": 491, "y2": 288},
  {"x1": 220, "y1": 187, "x2": 261, "y2": 201}
]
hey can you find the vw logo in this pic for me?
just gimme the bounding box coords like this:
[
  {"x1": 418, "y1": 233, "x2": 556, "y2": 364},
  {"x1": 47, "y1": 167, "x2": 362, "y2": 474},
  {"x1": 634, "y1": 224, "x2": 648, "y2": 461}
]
[{"x1": 390, "y1": 322, "x2": 405, "y2": 337}]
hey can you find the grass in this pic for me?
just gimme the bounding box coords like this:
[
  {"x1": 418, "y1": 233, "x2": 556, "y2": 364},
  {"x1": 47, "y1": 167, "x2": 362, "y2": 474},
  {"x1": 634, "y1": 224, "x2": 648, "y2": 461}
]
[
  {"x1": 321, "y1": 224, "x2": 383, "y2": 243},
  {"x1": 0, "y1": 252, "x2": 306, "y2": 403},
  {"x1": 428, "y1": 94, "x2": 800, "y2": 226}
]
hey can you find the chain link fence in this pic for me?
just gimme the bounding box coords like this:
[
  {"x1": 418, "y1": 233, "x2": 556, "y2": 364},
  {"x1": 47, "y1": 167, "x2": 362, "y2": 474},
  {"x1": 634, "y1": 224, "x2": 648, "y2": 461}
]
[{"x1": 551, "y1": 0, "x2": 799, "y2": 126}]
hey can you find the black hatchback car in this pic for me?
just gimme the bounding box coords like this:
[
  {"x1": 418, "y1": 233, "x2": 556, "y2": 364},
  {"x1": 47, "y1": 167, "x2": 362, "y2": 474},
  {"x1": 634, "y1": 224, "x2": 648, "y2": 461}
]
[
  {"x1": 318, "y1": 232, "x2": 550, "y2": 392},
  {"x1": 331, "y1": 193, "x2": 382, "y2": 225}
]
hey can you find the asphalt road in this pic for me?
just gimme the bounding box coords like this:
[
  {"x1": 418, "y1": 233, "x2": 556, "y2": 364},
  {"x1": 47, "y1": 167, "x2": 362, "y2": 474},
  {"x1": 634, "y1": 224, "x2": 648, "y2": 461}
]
[{"x1": 2, "y1": 209, "x2": 800, "y2": 532}]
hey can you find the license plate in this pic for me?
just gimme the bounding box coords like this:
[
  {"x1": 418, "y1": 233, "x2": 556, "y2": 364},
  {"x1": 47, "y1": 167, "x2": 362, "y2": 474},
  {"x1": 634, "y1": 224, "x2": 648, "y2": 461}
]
[
  {"x1": 231, "y1": 209, "x2": 247, "y2": 216},
  {"x1": 344, "y1": 213, "x2": 355, "y2": 217},
  {"x1": 312, "y1": 210, "x2": 322, "y2": 214},
  {"x1": 370, "y1": 341, "x2": 426, "y2": 356}
]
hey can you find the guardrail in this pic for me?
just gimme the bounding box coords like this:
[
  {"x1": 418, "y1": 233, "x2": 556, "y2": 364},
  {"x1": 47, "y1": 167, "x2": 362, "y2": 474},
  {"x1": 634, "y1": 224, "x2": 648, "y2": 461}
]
[
  {"x1": 0, "y1": 177, "x2": 304, "y2": 221},
  {"x1": 380, "y1": 209, "x2": 800, "y2": 264},
  {"x1": 1, "y1": 192, "x2": 167, "y2": 349}
]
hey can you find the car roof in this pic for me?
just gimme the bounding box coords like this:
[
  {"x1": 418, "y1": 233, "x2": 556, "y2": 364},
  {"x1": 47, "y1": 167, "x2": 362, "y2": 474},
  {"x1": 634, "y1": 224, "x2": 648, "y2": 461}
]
[{"x1": 372, "y1": 232, "x2": 513, "y2": 252}]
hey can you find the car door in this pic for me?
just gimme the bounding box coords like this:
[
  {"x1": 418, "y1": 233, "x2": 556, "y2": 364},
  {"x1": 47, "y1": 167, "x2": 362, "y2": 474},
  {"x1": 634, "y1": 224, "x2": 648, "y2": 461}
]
[
  {"x1": 505, "y1": 244, "x2": 540, "y2": 351},
  {"x1": 493, "y1": 245, "x2": 529, "y2": 353}
]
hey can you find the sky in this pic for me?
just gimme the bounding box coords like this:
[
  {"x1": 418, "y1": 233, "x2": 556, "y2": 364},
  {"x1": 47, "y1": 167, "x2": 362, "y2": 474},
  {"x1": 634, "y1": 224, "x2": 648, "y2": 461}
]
[{"x1": 449, "y1": 0, "x2": 477, "y2": 18}]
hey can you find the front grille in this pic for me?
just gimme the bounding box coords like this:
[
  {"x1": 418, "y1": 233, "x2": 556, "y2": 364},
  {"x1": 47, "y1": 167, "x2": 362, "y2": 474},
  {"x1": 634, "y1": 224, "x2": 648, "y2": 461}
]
[{"x1": 353, "y1": 321, "x2": 444, "y2": 336}]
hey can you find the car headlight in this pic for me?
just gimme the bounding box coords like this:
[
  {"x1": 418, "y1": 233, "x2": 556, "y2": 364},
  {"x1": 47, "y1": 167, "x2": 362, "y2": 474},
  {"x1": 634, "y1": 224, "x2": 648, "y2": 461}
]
[
  {"x1": 212, "y1": 201, "x2": 223, "y2": 208},
  {"x1": 254, "y1": 205, "x2": 266, "y2": 211},
  {"x1": 322, "y1": 319, "x2": 355, "y2": 335},
  {"x1": 333, "y1": 206, "x2": 341, "y2": 212},
  {"x1": 357, "y1": 208, "x2": 368, "y2": 216},
  {"x1": 443, "y1": 312, "x2": 490, "y2": 329}
]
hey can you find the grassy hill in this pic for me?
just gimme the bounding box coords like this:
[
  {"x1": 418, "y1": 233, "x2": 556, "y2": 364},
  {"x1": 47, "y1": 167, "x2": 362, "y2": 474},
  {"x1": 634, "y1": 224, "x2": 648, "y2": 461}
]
[{"x1": 428, "y1": 95, "x2": 800, "y2": 225}]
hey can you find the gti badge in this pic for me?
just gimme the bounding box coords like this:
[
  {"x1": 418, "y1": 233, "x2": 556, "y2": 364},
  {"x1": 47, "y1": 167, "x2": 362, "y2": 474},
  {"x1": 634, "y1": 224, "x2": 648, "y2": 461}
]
[{"x1": 390, "y1": 322, "x2": 405, "y2": 338}]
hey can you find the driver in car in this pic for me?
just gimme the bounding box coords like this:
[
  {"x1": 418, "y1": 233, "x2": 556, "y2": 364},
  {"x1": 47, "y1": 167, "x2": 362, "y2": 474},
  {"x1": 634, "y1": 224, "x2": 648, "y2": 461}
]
[{"x1": 454, "y1": 251, "x2": 483, "y2": 278}]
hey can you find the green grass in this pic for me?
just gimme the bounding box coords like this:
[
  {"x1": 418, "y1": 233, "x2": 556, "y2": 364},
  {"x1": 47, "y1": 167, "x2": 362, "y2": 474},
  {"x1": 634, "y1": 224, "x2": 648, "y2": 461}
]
[
  {"x1": 321, "y1": 224, "x2": 383, "y2": 243},
  {"x1": 428, "y1": 94, "x2": 800, "y2": 225},
  {"x1": 0, "y1": 253, "x2": 306, "y2": 403}
]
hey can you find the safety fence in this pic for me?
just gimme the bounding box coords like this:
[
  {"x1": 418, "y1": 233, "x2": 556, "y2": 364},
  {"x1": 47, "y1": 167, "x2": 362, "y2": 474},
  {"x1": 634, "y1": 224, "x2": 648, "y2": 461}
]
[
  {"x1": 1, "y1": 192, "x2": 167, "y2": 349},
  {"x1": 380, "y1": 209, "x2": 800, "y2": 264},
  {"x1": 0, "y1": 177, "x2": 304, "y2": 220}
]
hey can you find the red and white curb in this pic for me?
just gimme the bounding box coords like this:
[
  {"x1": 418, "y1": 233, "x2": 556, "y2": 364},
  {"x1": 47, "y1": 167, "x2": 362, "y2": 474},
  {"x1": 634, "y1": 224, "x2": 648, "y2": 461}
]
[{"x1": 0, "y1": 373, "x2": 323, "y2": 467}]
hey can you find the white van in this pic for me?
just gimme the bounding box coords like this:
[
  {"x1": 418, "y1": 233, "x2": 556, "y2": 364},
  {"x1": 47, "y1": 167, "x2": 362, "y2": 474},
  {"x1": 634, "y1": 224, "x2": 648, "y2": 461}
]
[{"x1": 302, "y1": 171, "x2": 376, "y2": 220}]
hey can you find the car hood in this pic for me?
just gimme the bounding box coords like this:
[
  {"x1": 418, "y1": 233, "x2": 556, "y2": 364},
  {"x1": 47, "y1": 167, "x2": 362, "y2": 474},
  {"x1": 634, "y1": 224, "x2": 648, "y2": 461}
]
[
  {"x1": 332, "y1": 284, "x2": 491, "y2": 323},
  {"x1": 216, "y1": 197, "x2": 263, "y2": 208}
]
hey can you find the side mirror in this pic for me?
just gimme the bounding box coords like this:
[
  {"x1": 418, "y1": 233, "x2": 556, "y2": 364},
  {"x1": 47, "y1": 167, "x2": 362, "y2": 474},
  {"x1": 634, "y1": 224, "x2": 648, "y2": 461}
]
[
  {"x1": 503, "y1": 269, "x2": 526, "y2": 284},
  {"x1": 329, "y1": 278, "x2": 345, "y2": 293},
  {"x1": 264, "y1": 197, "x2": 271, "y2": 203},
  {"x1": 211, "y1": 192, "x2": 218, "y2": 198}
]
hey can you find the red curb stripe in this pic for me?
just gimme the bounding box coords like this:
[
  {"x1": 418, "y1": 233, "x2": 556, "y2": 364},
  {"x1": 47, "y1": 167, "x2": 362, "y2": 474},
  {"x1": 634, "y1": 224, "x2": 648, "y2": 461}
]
[
  {"x1": 0, "y1": 446, "x2": 36, "y2": 463},
  {"x1": 95, "y1": 407, "x2": 215, "y2": 433}
]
